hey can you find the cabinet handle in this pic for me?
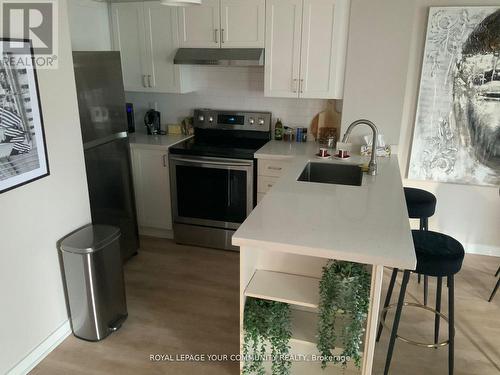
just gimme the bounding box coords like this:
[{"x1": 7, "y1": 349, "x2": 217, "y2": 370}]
[
  {"x1": 292, "y1": 78, "x2": 298, "y2": 93},
  {"x1": 142, "y1": 74, "x2": 147, "y2": 88},
  {"x1": 162, "y1": 154, "x2": 167, "y2": 167},
  {"x1": 268, "y1": 166, "x2": 282, "y2": 171},
  {"x1": 299, "y1": 79, "x2": 304, "y2": 93},
  {"x1": 148, "y1": 75, "x2": 152, "y2": 88},
  {"x1": 221, "y1": 28, "x2": 225, "y2": 43},
  {"x1": 215, "y1": 28, "x2": 219, "y2": 43}
]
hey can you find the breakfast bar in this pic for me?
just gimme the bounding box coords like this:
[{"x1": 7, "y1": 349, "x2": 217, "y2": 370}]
[{"x1": 233, "y1": 141, "x2": 416, "y2": 374}]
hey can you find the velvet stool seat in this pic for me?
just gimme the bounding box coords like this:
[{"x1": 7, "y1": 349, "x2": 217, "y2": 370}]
[
  {"x1": 377, "y1": 230, "x2": 465, "y2": 375},
  {"x1": 404, "y1": 187, "x2": 437, "y2": 305}
]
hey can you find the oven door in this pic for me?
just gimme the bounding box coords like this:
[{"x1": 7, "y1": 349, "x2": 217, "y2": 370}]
[{"x1": 169, "y1": 155, "x2": 254, "y2": 230}]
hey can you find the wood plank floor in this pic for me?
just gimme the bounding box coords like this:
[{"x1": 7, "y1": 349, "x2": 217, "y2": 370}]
[{"x1": 32, "y1": 237, "x2": 499, "y2": 374}]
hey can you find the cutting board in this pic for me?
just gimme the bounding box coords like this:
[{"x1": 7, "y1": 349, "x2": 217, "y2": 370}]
[{"x1": 310, "y1": 108, "x2": 341, "y2": 141}]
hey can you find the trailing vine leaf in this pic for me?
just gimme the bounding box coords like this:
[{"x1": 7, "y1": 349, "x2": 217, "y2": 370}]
[
  {"x1": 317, "y1": 261, "x2": 371, "y2": 369},
  {"x1": 243, "y1": 298, "x2": 292, "y2": 375}
]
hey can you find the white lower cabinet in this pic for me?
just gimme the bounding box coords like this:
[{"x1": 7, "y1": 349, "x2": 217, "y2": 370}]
[
  {"x1": 257, "y1": 158, "x2": 291, "y2": 199},
  {"x1": 130, "y1": 147, "x2": 173, "y2": 238}
]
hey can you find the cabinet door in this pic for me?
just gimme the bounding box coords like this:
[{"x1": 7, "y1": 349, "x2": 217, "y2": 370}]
[
  {"x1": 178, "y1": 0, "x2": 220, "y2": 48},
  {"x1": 220, "y1": 0, "x2": 265, "y2": 48},
  {"x1": 144, "y1": 2, "x2": 180, "y2": 92},
  {"x1": 299, "y1": 0, "x2": 350, "y2": 99},
  {"x1": 111, "y1": 3, "x2": 148, "y2": 91},
  {"x1": 264, "y1": 0, "x2": 302, "y2": 98},
  {"x1": 130, "y1": 148, "x2": 172, "y2": 230}
]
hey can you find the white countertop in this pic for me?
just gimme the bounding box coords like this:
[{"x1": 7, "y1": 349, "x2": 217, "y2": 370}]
[
  {"x1": 233, "y1": 141, "x2": 416, "y2": 269},
  {"x1": 254, "y1": 140, "x2": 318, "y2": 160},
  {"x1": 128, "y1": 133, "x2": 193, "y2": 150}
]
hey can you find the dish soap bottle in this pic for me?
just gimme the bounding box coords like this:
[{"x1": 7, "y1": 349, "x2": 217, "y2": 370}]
[{"x1": 274, "y1": 118, "x2": 283, "y2": 140}]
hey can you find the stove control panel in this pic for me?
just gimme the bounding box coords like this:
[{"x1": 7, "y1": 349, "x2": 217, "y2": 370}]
[{"x1": 193, "y1": 109, "x2": 272, "y2": 132}]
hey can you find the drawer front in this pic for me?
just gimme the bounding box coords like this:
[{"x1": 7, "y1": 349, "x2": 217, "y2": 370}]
[
  {"x1": 258, "y1": 175, "x2": 279, "y2": 194},
  {"x1": 258, "y1": 159, "x2": 289, "y2": 177}
]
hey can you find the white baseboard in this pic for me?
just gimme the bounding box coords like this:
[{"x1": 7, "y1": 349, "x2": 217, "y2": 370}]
[
  {"x1": 7, "y1": 320, "x2": 71, "y2": 375},
  {"x1": 465, "y1": 243, "x2": 500, "y2": 257}
]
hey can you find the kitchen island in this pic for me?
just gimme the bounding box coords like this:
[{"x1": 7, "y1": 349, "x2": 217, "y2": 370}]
[{"x1": 233, "y1": 141, "x2": 416, "y2": 374}]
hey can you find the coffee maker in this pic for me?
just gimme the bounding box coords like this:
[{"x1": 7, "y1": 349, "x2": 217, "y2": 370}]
[{"x1": 144, "y1": 109, "x2": 161, "y2": 135}]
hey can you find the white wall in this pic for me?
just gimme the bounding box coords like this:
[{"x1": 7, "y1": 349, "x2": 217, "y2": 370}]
[
  {"x1": 126, "y1": 66, "x2": 331, "y2": 134},
  {"x1": 341, "y1": 0, "x2": 415, "y2": 145},
  {"x1": 342, "y1": 0, "x2": 500, "y2": 255},
  {"x1": 0, "y1": 0, "x2": 92, "y2": 373},
  {"x1": 67, "y1": 0, "x2": 112, "y2": 51}
]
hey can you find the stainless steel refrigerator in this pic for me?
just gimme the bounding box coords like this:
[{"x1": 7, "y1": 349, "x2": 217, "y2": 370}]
[{"x1": 72, "y1": 51, "x2": 139, "y2": 261}]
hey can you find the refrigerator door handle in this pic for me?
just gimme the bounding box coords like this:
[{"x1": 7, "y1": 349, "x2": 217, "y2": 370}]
[{"x1": 83, "y1": 131, "x2": 128, "y2": 150}]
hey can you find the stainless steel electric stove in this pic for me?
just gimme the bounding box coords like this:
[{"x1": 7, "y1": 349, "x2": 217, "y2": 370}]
[{"x1": 169, "y1": 109, "x2": 271, "y2": 251}]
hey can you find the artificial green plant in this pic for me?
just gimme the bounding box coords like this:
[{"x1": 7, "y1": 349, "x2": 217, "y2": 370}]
[
  {"x1": 317, "y1": 260, "x2": 371, "y2": 369},
  {"x1": 243, "y1": 297, "x2": 292, "y2": 375}
]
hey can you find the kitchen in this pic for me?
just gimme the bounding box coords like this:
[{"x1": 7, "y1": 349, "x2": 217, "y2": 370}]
[{"x1": 0, "y1": 0, "x2": 498, "y2": 375}]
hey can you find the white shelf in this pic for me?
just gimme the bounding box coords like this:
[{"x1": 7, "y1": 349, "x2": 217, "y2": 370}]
[{"x1": 244, "y1": 270, "x2": 320, "y2": 308}]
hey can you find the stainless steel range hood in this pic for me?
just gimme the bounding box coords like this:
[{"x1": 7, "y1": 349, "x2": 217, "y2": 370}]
[{"x1": 173, "y1": 48, "x2": 264, "y2": 66}]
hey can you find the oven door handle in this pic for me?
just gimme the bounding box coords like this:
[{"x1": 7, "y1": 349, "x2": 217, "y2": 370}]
[{"x1": 169, "y1": 156, "x2": 253, "y2": 167}]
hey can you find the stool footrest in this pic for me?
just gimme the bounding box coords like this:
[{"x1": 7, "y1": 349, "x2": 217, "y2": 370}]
[{"x1": 380, "y1": 302, "x2": 454, "y2": 348}]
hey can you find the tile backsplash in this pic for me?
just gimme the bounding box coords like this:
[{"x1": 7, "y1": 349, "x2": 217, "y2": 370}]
[{"x1": 126, "y1": 66, "x2": 337, "y2": 134}]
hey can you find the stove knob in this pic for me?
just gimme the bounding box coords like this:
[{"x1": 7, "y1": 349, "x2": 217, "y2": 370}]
[
  {"x1": 208, "y1": 116, "x2": 214, "y2": 123},
  {"x1": 258, "y1": 118, "x2": 265, "y2": 125},
  {"x1": 198, "y1": 115, "x2": 205, "y2": 122},
  {"x1": 249, "y1": 117, "x2": 255, "y2": 125}
]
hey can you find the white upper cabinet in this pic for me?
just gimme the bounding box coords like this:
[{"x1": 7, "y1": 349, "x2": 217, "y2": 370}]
[
  {"x1": 299, "y1": 0, "x2": 349, "y2": 98},
  {"x1": 220, "y1": 0, "x2": 265, "y2": 48},
  {"x1": 264, "y1": 0, "x2": 303, "y2": 98},
  {"x1": 145, "y1": 2, "x2": 180, "y2": 91},
  {"x1": 178, "y1": 0, "x2": 220, "y2": 48},
  {"x1": 265, "y1": 0, "x2": 350, "y2": 99},
  {"x1": 178, "y1": 0, "x2": 265, "y2": 48},
  {"x1": 112, "y1": 1, "x2": 191, "y2": 93},
  {"x1": 111, "y1": 3, "x2": 147, "y2": 91}
]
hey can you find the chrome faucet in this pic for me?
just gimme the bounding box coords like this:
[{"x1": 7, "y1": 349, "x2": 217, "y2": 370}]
[{"x1": 342, "y1": 119, "x2": 379, "y2": 176}]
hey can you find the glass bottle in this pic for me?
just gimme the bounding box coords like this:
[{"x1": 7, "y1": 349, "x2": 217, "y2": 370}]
[{"x1": 274, "y1": 118, "x2": 283, "y2": 140}]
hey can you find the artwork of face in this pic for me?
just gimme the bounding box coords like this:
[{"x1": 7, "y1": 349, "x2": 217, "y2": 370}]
[
  {"x1": 453, "y1": 10, "x2": 500, "y2": 175},
  {"x1": 409, "y1": 7, "x2": 500, "y2": 186}
]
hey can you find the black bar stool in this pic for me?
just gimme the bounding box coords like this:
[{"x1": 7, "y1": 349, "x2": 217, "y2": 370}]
[
  {"x1": 378, "y1": 230, "x2": 465, "y2": 375},
  {"x1": 404, "y1": 187, "x2": 437, "y2": 305}
]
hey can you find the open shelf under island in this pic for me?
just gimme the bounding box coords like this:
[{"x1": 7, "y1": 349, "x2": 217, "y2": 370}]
[{"x1": 234, "y1": 141, "x2": 416, "y2": 375}]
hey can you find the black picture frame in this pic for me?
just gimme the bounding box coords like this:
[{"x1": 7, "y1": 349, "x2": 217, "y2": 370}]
[{"x1": 0, "y1": 38, "x2": 50, "y2": 194}]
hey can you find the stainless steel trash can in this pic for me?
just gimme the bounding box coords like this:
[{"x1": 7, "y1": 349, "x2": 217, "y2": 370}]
[{"x1": 60, "y1": 224, "x2": 128, "y2": 341}]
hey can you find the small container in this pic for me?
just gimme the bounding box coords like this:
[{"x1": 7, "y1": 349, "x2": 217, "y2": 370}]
[
  {"x1": 318, "y1": 148, "x2": 329, "y2": 157},
  {"x1": 296, "y1": 127, "x2": 303, "y2": 143},
  {"x1": 302, "y1": 128, "x2": 308, "y2": 142},
  {"x1": 327, "y1": 135, "x2": 336, "y2": 148},
  {"x1": 283, "y1": 127, "x2": 294, "y2": 142}
]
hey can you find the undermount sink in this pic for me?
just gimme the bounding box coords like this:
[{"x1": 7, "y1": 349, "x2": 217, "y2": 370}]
[{"x1": 297, "y1": 162, "x2": 363, "y2": 186}]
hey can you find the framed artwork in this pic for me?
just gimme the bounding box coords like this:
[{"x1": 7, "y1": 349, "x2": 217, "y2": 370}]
[
  {"x1": 409, "y1": 7, "x2": 500, "y2": 186},
  {"x1": 0, "y1": 38, "x2": 49, "y2": 193}
]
